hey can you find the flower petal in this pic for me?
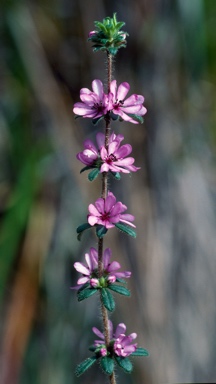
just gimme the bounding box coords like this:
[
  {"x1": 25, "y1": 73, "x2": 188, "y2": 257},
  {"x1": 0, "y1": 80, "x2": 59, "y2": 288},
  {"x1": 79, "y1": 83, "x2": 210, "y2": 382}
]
[
  {"x1": 115, "y1": 323, "x2": 126, "y2": 338},
  {"x1": 122, "y1": 105, "x2": 145, "y2": 114},
  {"x1": 110, "y1": 202, "x2": 127, "y2": 216},
  {"x1": 77, "y1": 276, "x2": 89, "y2": 285},
  {"x1": 114, "y1": 271, "x2": 131, "y2": 278},
  {"x1": 88, "y1": 203, "x2": 100, "y2": 217},
  {"x1": 89, "y1": 247, "x2": 98, "y2": 267},
  {"x1": 103, "y1": 248, "x2": 111, "y2": 269},
  {"x1": 107, "y1": 261, "x2": 121, "y2": 272},
  {"x1": 117, "y1": 82, "x2": 130, "y2": 101},
  {"x1": 123, "y1": 94, "x2": 144, "y2": 107},
  {"x1": 110, "y1": 80, "x2": 117, "y2": 100},
  {"x1": 95, "y1": 198, "x2": 105, "y2": 214},
  {"x1": 115, "y1": 144, "x2": 132, "y2": 158},
  {"x1": 104, "y1": 192, "x2": 116, "y2": 212},
  {"x1": 92, "y1": 79, "x2": 104, "y2": 99},
  {"x1": 88, "y1": 215, "x2": 99, "y2": 226},
  {"x1": 96, "y1": 132, "x2": 105, "y2": 148},
  {"x1": 74, "y1": 262, "x2": 90, "y2": 276},
  {"x1": 92, "y1": 327, "x2": 105, "y2": 340}
]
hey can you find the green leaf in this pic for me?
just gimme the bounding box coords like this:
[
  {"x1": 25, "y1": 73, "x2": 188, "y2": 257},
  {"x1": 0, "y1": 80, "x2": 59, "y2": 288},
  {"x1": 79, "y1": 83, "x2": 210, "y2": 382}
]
[
  {"x1": 130, "y1": 348, "x2": 149, "y2": 357},
  {"x1": 114, "y1": 356, "x2": 133, "y2": 373},
  {"x1": 100, "y1": 356, "x2": 114, "y2": 375},
  {"x1": 116, "y1": 278, "x2": 126, "y2": 284},
  {"x1": 88, "y1": 168, "x2": 100, "y2": 181},
  {"x1": 115, "y1": 223, "x2": 137, "y2": 238},
  {"x1": 96, "y1": 225, "x2": 108, "y2": 238},
  {"x1": 77, "y1": 288, "x2": 98, "y2": 301},
  {"x1": 92, "y1": 115, "x2": 105, "y2": 125},
  {"x1": 76, "y1": 222, "x2": 92, "y2": 241},
  {"x1": 116, "y1": 22, "x2": 126, "y2": 30},
  {"x1": 88, "y1": 345, "x2": 97, "y2": 352},
  {"x1": 101, "y1": 288, "x2": 115, "y2": 312},
  {"x1": 108, "y1": 284, "x2": 130, "y2": 296},
  {"x1": 110, "y1": 171, "x2": 121, "y2": 180},
  {"x1": 76, "y1": 223, "x2": 91, "y2": 233},
  {"x1": 80, "y1": 165, "x2": 94, "y2": 174},
  {"x1": 108, "y1": 47, "x2": 118, "y2": 55},
  {"x1": 127, "y1": 113, "x2": 144, "y2": 124},
  {"x1": 75, "y1": 356, "x2": 98, "y2": 377}
]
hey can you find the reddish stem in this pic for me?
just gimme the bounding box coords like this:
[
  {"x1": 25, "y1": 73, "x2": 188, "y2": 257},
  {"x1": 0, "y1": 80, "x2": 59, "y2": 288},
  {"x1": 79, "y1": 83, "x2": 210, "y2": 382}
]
[{"x1": 97, "y1": 53, "x2": 117, "y2": 384}]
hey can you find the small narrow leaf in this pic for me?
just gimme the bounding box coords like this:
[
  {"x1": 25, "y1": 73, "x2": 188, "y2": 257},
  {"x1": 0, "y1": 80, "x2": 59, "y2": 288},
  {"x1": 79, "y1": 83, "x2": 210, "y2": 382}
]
[
  {"x1": 92, "y1": 116, "x2": 105, "y2": 125},
  {"x1": 77, "y1": 288, "x2": 98, "y2": 301},
  {"x1": 130, "y1": 348, "x2": 149, "y2": 357},
  {"x1": 116, "y1": 278, "x2": 127, "y2": 284},
  {"x1": 76, "y1": 222, "x2": 92, "y2": 241},
  {"x1": 114, "y1": 356, "x2": 133, "y2": 373},
  {"x1": 115, "y1": 223, "x2": 137, "y2": 238},
  {"x1": 108, "y1": 284, "x2": 130, "y2": 296},
  {"x1": 76, "y1": 223, "x2": 91, "y2": 233},
  {"x1": 80, "y1": 165, "x2": 94, "y2": 174},
  {"x1": 96, "y1": 225, "x2": 108, "y2": 238},
  {"x1": 100, "y1": 356, "x2": 114, "y2": 375},
  {"x1": 88, "y1": 168, "x2": 100, "y2": 181},
  {"x1": 75, "y1": 356, "x2": 98, "y2": 377},
  {"x1": 101, "y1": 288, "x2": 115, "y2": 312},
  {"x1": 89, "y1": 345, "x2": 97, "y2": 352},
  {"x1": 127, "y1": 113, "x2": 144, "y2": 124},
  {"x1": 110, "y1": 171, "x2": 121, "y2": 180}
]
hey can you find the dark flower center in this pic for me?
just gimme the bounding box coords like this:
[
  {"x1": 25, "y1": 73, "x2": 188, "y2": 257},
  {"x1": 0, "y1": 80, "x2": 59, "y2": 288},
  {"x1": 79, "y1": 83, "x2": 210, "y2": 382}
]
[
  {"x1": 114, "y1": 99, "x2": 124, "y2": 109},
  {"x1": 101, "y1": 211, "x2": 110, "y2": 221},
  {"x1": 93, "y1": 102, "x2": 104, "y2": 111},
  {"x1": 106, "y1": 153, "x2": 117, "y2": 164}
]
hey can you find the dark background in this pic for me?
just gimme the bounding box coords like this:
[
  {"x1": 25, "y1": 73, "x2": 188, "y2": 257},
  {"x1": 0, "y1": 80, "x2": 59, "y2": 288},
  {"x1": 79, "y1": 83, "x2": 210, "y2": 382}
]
[{"x1": 0, "y1": 0, "x2": 216, "y2": 383}]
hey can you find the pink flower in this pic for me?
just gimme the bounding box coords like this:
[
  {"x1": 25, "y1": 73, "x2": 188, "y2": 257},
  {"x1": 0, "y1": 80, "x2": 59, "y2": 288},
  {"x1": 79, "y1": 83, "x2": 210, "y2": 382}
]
[
  {"x1": 114, "y1": 333, "x2": 137, "y2": 357},
  {"x1": 73, "y1": 79, "x2": 109, "y2": 119},
  {"x1": 76, "y1": 132, "x2": 140, "y2": 174},
  {"x1": 76, "y1": 133, "x2": 103, "y2": 166},
  {"x1": 88, "y1": 191, "x2": 136, "y2": 229},
  {"x1": 92, "y1": 320, "x2": 137, "y2": 357},
  {"x1": 71, "y1": 247, "x2": 131, "y2": 289},
  {"x1": 109, "y1": 80, "x2": 147, "y2": 124},
  {"x1": 100, "y1": 132, "x2": 140, "y2": 173}
]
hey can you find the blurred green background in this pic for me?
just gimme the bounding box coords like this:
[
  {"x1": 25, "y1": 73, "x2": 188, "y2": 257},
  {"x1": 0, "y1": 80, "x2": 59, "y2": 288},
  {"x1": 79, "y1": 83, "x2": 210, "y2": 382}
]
[{"x1": 0, "y1": 0, "x2": 216, "y2": 383}]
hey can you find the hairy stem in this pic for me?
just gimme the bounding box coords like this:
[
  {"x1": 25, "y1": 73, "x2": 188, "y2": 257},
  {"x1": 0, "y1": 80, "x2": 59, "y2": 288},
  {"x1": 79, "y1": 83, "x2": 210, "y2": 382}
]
[{"x1": 97, "y1": 53, "x2": 117, "y2": 384}]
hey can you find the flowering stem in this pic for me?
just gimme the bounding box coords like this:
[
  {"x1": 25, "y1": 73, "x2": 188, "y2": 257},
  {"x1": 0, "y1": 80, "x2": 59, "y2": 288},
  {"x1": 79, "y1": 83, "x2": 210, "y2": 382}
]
[{"x1": 98, "y1": 52, "x2": 117, "y2": 384}]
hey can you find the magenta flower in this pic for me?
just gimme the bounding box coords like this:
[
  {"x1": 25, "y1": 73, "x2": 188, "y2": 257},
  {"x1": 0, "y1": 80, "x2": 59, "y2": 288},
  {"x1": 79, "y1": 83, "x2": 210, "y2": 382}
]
[
  {"x1": 114, "y1": 333, "x2": 137, "y2": 357},
  {"x1": 100, "y1": 132, "x2": 140, "y2": 173},
  {"x1": 76, "y1": 133, "x2": 103, "y2": 166},
  {"x1": 76, "y1": 132, "x2": 140, "y2": 174},
  {"x1": 88, "y1": 191, "x2": 135, "y2": 229},
  {"x1": 109, "y1": 80, "x2": 147, "y2": 124},
  {"x1": 92, "y1": 320, "x2": 137, "y2": 357},
  {"x1": 73, "y1": 79, "x2": 109, "y2": 119},
  {"x1": 71, "y1": 247, "x2": 131, "y2": 289}
]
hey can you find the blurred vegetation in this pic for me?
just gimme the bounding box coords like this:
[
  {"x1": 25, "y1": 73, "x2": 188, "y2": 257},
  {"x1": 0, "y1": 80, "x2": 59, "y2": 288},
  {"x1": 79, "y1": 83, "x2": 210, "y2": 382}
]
[{"x1": 0, "y1": 1, "x2": 216, "y2": 383}]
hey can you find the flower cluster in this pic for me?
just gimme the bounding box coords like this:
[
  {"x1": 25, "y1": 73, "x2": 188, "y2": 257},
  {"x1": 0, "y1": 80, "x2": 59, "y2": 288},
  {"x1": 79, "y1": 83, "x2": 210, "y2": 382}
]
[
  {"x1": 71, "y1": 247, "x2": 131, "y2": 290},
  {"x1": 77, "y1": 132, "x2": 140, "y2": 174},
  {"x1": 73, "y1": 79, "x2": 147, "y2": 124},
  {"x1": 93, "y1": 321, "x2": 137, "y2": 358},
  {"x1": 88, "y1": 191, "x2": 135, "y2": 229}
]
